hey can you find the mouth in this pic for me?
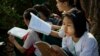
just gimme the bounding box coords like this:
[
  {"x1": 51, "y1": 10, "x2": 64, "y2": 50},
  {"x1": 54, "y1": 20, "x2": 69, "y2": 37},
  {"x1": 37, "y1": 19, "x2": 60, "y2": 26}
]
[{"x1": 66, "y1": 32, "x2": 70, "y2": 36}]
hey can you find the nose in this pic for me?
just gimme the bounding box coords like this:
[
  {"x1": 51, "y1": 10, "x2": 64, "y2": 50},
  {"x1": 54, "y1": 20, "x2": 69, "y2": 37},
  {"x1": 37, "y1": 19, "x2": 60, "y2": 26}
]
[{"x1": 64, "y1": 26, "x2": 68, "y2": 33}]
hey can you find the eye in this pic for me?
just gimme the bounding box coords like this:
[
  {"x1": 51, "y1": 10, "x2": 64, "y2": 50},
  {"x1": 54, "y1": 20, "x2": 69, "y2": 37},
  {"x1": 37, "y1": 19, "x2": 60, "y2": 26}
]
[
  {"x1": 63, "y1": 23, "x2": 65, "y2": 25},
  {"x1": 67, "y1": 24, "x2": 71, "y2": 26}
]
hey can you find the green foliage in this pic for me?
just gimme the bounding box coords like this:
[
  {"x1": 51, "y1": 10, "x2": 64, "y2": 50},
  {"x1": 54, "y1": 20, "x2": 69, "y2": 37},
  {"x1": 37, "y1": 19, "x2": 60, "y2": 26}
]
[
  {"x1": 33, "y1": 0, "x2": 46, "y2": 5},
  {"x1": 0, "y1": 0, "x2": 33, "y2": 29},
  {"x1": 0, "y1": 5, "x2": 21, "y2": 29},
  {"x1": 0, "y1": 0, "x2": 49, "y2": 30}
]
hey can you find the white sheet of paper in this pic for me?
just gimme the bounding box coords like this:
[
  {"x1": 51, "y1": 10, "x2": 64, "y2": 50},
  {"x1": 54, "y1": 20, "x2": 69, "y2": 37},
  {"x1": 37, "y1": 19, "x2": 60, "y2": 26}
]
[
  {"x1": 0, "y1": 42, "x2": 4, "y2": 46},
  {"x1": 28, "y1": 13, "x2": 52, "y2": 35},
  {"x1": 8, "y1": 27, "x2": 30, "y2": 39}
]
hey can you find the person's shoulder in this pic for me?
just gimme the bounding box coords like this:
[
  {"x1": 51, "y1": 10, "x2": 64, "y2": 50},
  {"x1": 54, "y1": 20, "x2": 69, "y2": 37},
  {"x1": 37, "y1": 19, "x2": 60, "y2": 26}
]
[
  {"x1": 85, "y1": 32, "x2": 98, "y2": 44},
  {"x1": 68, "y1": 7, "x2": 78, "y2": 13},
  {"x1": 86, "y1": 32, "x2": 95, "y2": 39}
]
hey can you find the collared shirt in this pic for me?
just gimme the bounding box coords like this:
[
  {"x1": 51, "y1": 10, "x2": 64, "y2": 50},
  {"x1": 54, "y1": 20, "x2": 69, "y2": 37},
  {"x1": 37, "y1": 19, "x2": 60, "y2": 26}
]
[
  {"x1": 23, "y1": 30, "x2": 41, "y2": 56},
  {"x1": 23, "y1": 30, "x2": 40, "y2": 49},
  {"x1": 59, "y1": 31, "x2": 99, "y2": 56}
]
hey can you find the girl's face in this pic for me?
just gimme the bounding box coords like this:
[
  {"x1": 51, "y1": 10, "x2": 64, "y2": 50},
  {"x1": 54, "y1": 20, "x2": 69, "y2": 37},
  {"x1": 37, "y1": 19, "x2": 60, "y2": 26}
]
[
  {"x1": 23, "y1": 17, "x2": 29, "y2": 26},
  {"x1": 56, "y1": 0, "x2": 65, "y2": 12},
  {"x1": 38, "y1": 12, "x2": 46, "y2": 20},
  {"x1": 63, "y1": 16, "x2": 75, "y2": 36}
]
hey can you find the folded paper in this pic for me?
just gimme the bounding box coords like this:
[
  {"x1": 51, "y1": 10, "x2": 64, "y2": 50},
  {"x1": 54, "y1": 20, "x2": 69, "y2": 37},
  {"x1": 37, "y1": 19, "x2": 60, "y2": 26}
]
[
  {"x1": 8, "y1": 27, "x2": 30, "y2": 39},
  {"x1": 29, "y1": 13, "x2": 52, "y2": 35}
]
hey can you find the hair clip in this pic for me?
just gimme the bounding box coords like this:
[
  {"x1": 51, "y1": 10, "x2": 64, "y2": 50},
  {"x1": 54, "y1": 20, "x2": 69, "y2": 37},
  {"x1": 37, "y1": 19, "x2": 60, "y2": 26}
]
[{"x1": 71, "y1": 13, "x2": 76, "y2": 18}]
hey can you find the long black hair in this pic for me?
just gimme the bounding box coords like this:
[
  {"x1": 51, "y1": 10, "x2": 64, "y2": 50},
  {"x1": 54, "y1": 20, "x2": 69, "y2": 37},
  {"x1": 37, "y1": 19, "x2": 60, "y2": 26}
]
[
  {"x1": 63, "y1": 10, "x2": 87, "y2": 38},
  {"x1": 33, "y1": 4, "x2": 51, "y2": 19},
  {"x1": 58, "y1": 0, "x2": 84, "y2": 11}
]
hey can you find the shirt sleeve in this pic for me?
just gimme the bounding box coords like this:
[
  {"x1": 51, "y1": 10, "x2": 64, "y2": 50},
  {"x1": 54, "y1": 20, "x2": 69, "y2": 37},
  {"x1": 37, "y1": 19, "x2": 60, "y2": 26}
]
[
  {"x1": 23, "y1": 31, "x2": 40, "y2": 49},
  {"x1": 79, "y1": 38, "x2": 99, "y2": 56}
]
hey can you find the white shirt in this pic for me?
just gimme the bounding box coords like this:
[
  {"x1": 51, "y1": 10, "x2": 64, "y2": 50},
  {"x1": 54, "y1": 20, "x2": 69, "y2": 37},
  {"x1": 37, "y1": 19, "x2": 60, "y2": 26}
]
[
  {"x1": 59, "y1": 31, "x2": 99, "y2": 56},
  {"x1": 23, "y1": 30, "x2": 40, "y2": 49},
  {"x1": 23, "y1": 30, "x2": 42, "y2": 56}
]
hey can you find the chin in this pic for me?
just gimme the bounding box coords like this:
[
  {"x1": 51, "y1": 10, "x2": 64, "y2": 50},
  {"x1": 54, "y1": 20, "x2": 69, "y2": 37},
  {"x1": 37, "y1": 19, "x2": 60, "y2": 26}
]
[
  {"x1": 66, "y1": 33, "x2": 70, "y2": 36},
  {"x1": 58, "y1": 8, "x2": 62, "y2": 12}
]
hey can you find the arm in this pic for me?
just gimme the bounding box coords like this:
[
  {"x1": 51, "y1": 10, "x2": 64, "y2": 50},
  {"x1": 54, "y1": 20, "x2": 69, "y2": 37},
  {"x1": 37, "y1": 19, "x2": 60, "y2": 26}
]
[
  {"x1": 50, "y1": 30, "x2": 60, "y2": 37},
  {"x1": 49, "y1": 25, "x2": 61, "y2": 37},
  {"x1": 50, "y1": 25, "x2": 65, "y2": 38},
  {"x1": 52, "y1": 25, "x2": 61, "y2": 30},
  {"x1": 23, "y1": 31, "x2": 40, "y2": 49},
  {"x1": 8, "y1": 35, "x2": 26, "y2": 53}
]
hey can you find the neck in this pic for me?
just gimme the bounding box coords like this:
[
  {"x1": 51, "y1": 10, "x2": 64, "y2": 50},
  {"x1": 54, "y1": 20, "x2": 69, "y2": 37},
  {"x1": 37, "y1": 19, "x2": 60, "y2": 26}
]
[
  {"x1": 42, "y1": 17, "x2": 47, "y2": 21},
  {"x1": 72, "y1": 36, "x2": 79, "y2": 43},
  {"x1": 62, "y1": 7, "x2": 72, "y2": 14},
  {"x1": 64, "y1": 6, "x2": 72, "y2": 12}
]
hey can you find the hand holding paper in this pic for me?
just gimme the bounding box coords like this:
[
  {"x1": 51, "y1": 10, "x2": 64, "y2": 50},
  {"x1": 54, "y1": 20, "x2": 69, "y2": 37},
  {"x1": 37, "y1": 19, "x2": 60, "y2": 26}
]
[
  {"x1": 28, "y1": 13, "x2": 52, "y2": 35},
  {"x1": 8, "y1": 27, "x2": 30, "y2": 39}
]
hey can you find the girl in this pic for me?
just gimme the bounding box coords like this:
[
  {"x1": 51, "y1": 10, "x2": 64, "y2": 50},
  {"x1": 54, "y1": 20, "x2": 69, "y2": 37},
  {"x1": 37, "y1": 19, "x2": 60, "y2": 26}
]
[
  {"x1": 51, "y1": 0, "x2": 81, "y2": 38},
  {"x1": 56, "y1": 0, "x2": 83, "y2": 14},
  {"x1": 50, "y1": 9, "x2": 99, "y2": 56},
  {"x1": 8, "y1": 8, "x2": 41, "y2": 56},
  {"x1": 33, "y1": 4, "x2": 62, "y2": 47},
  {"x1": 28, "y1": 7, "x2": 99, "y2": 56}
]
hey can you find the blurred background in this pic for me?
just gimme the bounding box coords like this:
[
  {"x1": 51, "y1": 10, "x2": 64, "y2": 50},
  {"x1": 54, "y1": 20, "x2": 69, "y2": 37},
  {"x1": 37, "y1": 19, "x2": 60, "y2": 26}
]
[{"x1": 0, "y1": 0, "x2": 100, "y2": 56}]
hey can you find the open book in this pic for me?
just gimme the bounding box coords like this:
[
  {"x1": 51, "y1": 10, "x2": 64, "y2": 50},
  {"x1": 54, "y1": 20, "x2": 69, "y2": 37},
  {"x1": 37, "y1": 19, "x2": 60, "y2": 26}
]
[
  {"x1": 0, "y1": 42, "x2": 4, "y2": 46},
  {"x1": 28, "y1": 13, "x2": 52, "y2": 35},
  {"x1": 8, "y1": 27, "x2": 30, "y2": 39}
]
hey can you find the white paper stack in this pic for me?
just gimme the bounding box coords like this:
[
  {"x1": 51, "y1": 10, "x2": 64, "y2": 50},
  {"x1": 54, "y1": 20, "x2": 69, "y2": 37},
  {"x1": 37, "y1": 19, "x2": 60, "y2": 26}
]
[
  {"x1": 0, "y1": 42, "x2": 4, "y2": 46},
  {"x1": 8, "y1": 27, "x2": 30, "y2": 39},
  {"x1": 28, "y1": 13, "x2": 52, "y2": 35}
]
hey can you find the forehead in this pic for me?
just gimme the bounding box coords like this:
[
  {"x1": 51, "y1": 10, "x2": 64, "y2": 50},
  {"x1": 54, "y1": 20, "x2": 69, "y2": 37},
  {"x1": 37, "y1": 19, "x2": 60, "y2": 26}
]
[{"x1": 63, "y1": 16, "x2": 73, "y2": 24}]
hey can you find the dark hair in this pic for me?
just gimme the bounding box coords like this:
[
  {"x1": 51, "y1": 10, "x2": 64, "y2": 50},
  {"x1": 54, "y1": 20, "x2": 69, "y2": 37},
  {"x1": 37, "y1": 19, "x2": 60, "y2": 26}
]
[
  {"x1": 58, "y1": 0, "x2": 75, "y2": 7},
  {"x1": 33, "y1": 4, "x2": 51, "y2": 18},
  {"x1": 75, "y1": 0, "x2": 85, "y2": 13},
  {"x1": 63, "y1": 10, "x2": 87, "y2": 38},
  {"x1": 58, "y1": 0, "x2": 85, "y2": 12},
  {"x1": 42, "y1": 2, "x2": 52, "y2": 11},
  {"x1": 23, "y1": 8, "x2": 38, "y2": 20}
]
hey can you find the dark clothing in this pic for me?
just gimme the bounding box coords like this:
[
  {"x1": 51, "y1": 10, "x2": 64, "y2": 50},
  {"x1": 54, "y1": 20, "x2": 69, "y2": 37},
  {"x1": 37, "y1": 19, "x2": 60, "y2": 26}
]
[
  {"x1": 42, "y1": 35, "x2": 62, "y2": 47},
  {"x1": 45, "y1": 18, "x2": 62, "y2": 25},
  {"x1": 42, "y1": 18, "x2": 62, "y2": 47}
]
